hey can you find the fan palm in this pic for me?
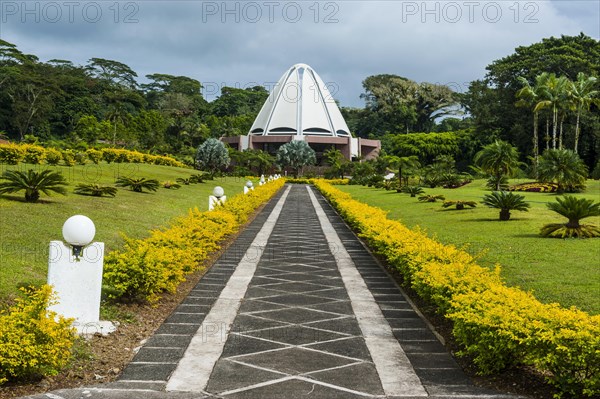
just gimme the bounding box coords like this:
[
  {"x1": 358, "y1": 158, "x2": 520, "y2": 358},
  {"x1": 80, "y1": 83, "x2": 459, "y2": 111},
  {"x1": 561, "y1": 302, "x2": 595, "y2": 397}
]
[
  {"x1": 401, "y1": 185, "x2": 424, "y2": 197},
  {"x1": 537, "y1": 149, "x2": 588, "y2": 193},
  {"x1": 74, "y1": 183, "x2": 117, "y2": 197},
  {"x1": 474, "y1": 140, "x2": 522, "y2": 191},
  {"x1": 115, "y1": 176, "x2": 159, "y2": 193},
  {"x1": 482, "y1": 191, "x2": 530, "y2": 221},
  {"x1": 541, "y1": 196, "x2": 600, "y2": 238},
  {"x1": 0, "y1": 169, "x2": 68, "y2": 202}
]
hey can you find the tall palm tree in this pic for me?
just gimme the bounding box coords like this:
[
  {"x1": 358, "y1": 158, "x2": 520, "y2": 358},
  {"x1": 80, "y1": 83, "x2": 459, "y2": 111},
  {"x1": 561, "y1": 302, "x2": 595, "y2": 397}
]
[
  {"x1": 474, "y1": 141, "x2": 521, "y2": 191},
  {"x1": 569, "y1": 72, "x2": 598, "y2": 154},
  {"x1": 387, "y1": 155, "x2": 421, "y2": 187},
  {"x1": 0, "y1": 169, "x2": 68, "y2": 202},
  {"x1": 516, "y1": 73, "x2": 549, "y2": 176},
  {"x1": 537, "y1": 149, "x2": 588, "y2": 193},
  {"x1": 535, "y1": 74, "x2": 570, "y2": 150}
]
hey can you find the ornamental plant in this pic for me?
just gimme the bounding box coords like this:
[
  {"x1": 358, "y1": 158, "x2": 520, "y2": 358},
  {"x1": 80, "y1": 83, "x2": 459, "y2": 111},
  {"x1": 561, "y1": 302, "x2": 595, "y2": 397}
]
[
  {"x1": 482, "y1": 191, "x2": 530, "y2": 221},
  {"x1": 115, "y1": 176, "x2": 160, "y2": 193},
  {"x1": 74, "y1": 183, "x2": 117, "y2": 197},
  {"x1": 442, "y1": 200, "x2": 477, "y2": 210},
  {"x1": 541, "y1": 195, "x2": 600, "y2": 238},
  {"x1": 418, "y1": 194, "x2": 445, "y2": 202},
  {"x1": 0, "y1": 169, "x2": 68, "y2": 202},
  {"x1": 401, "y1": 185, "x2": 424, "y2": 197}
]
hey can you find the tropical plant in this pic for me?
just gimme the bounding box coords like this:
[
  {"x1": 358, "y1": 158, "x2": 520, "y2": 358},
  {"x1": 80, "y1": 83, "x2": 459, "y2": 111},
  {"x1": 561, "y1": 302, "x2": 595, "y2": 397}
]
[
  {"x1": 537, "y1": 149, "x2": 588, "y2": 193},
  {"x1": 0, "y1": 169, "x2": 68, "y2": 202},
  {"x1": 196, "y1": 138, "x2": 230, "y2": 177},
  {"x1": 569, "y1": 72, "x2": 598, "y2": 154},
  {"x1": 401, "y1": 185, "x2": 424, "y2": 197},
  {"x1": 275, "y1": 140, "x2": 316, "y2": 177},
  {"x1": 486, "y1": 175, "x2": 509, "y2": 191},
  {"x1": 474, "y1": 140, "x2": 522, "y2": 190},
  {"x1": 482, "y1": 191, "x2": 530, "y2": 221},
  {"x1": 74, "y1": 183, "x2": 117, "y2": 197},
  {"x1": 386, "y1": 155, "x2": 420, "y2": 187},
  {"x1": 418, "y1": 194, "x2": 445, "y2": 203},
  {"x1": 115, "y1": 176, "x2": 159, "y2": 193},
  {"x1": 442, "y1": 200, "x2": 477, "y2": 210},
  {"x1": 189, "y1": 173, "x2": 205, "y2": 183},
  {"x1": 176, "y1": 177, "x2": 192, "y2": 185},
  {"x1": 534, "y1": 73, "x2": 570, "y2": 150},
  {"x1": 516, "y1": 73, "x2": 548, "y2": 176},
  {"x1": 540, "y1": 196, "x2": 600, "y2": 238},
  {"x1": 162, "y1": 181, "x2": 181, "y2": 189}
]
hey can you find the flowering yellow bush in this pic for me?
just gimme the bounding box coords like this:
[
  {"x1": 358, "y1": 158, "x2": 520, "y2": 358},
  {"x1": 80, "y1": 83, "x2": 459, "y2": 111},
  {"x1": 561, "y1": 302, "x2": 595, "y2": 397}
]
[
  {"x1": 313, "y1": 179, "x2": 600, "y2": 397},
  {"x1": 285, "y1": 177, "x2": 349, "y2": 185},
  {"x1": 0, "y1": 285, "x2": 76, "y2": 385},
  {"x1": 104, "y1": 178, "x2": 284, "y2": 303}
]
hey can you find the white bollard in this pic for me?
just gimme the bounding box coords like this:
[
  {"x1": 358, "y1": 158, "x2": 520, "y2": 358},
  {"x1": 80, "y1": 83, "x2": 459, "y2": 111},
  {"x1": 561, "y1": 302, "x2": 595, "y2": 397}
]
[
  {"x1": 244, "y1": 180, "x2": 254, "y2": 194},
  {"x1": 47, "y1": 215, "x2": 115, "y2": 336},
  {"x1": 209, "y1": 186, "x2": 226, "y2": 210}
]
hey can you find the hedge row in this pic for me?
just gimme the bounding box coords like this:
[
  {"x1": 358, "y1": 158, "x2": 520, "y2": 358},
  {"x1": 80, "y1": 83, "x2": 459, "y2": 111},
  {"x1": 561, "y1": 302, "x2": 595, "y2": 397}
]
[
  {"x1": 0, "y1": 143, "x2": 186, "y2": 168},
  {"x1": 103, "y1": 178, "x2": 285, "y2": 303},
  {"x1": 313, "y1": 179, "x2": 600, "y2": 397},
  {"x1": 0, "y1": 286, "x2": 75, "y2": 384},
  {"x1": 285, "y1": 177, "x2": 349, "y2": 185}
]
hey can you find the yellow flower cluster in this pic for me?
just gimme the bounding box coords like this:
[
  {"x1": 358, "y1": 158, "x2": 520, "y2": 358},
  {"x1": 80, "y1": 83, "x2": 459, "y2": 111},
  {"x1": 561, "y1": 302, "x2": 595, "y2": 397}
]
[
  {"x1": 313, "y1": 179, "x2": 600, "y2": 397},
  {"x1": 0, "y1": 285, "x2": 75, "y2": 385},
  {"x1": 285, "y1": 177, "x2": 349, "y2": 185},
  {"x1": 104, "y1": 178, "x2": 284, "y2": 303}
]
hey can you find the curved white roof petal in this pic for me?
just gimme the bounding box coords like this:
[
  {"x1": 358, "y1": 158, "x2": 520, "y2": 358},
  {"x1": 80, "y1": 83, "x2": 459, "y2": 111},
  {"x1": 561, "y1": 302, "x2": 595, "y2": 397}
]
[{"x1": 249, "y1": 64, "x2": 351, "y2": 137}]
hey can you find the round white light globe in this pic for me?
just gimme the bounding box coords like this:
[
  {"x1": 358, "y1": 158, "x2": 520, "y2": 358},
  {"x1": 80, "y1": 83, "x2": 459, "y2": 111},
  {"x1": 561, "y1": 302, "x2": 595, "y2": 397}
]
[
  {"x1": 62, "y1": 215, "x2": 96, "y2": 246},
  {"x1": 245, "y1": 180, "x2": 253, "y2": 188},
  {"x1": 260, "y1": 175, "x2": 265, "y2": 183},
  {"x1": 213, "y1": 186, "x2": 225, "y2": 198}
]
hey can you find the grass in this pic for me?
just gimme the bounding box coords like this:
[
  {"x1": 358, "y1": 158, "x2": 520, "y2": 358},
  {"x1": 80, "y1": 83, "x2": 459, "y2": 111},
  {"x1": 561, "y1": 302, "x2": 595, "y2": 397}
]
[
  {"x1": 0, "y1": 162, "x2": 253, "y2": 301},
  {"x1": 337, "y1": 179, "x2": 600, "y2": 315}
]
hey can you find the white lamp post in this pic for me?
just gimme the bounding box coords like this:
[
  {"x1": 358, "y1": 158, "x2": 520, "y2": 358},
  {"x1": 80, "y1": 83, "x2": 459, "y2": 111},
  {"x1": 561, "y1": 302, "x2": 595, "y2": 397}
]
[
  {"x1": 209, "y1": 186, "x2": 226, "y2": 210},
  {"x1": 244, "y1": 180, "x2": 254, "y2": 194},
  {"x1": 47, "y1": 215, "x2": 115, "y2": 336},
  {"x1": 259, "y1": 174, "x2": 265, "y2": 186}
]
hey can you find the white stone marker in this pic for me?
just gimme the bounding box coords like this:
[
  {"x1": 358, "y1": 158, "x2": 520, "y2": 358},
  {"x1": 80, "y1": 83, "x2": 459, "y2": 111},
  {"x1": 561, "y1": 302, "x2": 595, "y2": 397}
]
[{"x1": 209, "y1": 186, "x2": 226, "y2": 210}]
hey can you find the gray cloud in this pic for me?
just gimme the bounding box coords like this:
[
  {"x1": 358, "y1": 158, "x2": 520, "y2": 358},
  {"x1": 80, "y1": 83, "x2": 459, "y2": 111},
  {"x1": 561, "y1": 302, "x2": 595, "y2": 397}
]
[{"x1": 1, "y1": 0, "x2": 597, "y2": 107}]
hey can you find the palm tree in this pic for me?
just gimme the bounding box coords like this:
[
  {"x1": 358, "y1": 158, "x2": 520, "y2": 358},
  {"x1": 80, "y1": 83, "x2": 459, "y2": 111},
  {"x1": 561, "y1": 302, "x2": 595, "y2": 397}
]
[
  {"x1": 74, "y1": 183, "x2": 117, "y2": 197},
  {"x1": 442, "y1": 200, "x2": 477, "y2": 210},
  {"x1": 0, "y1": 169, "x2": 68, "y2": 202},
  {"x1": 115, "y1": 176, "x2": 159, "y2": 193},
  {"x1": 387, "y1": 155, "x2": 421, "y2": 188},
  {"x1": 401, "y1": 185, "x2": 424, "y2": 197},
  {"x1": 541, "y1": 196, "x2": 600, "y2": 238},
  {"x1": 516, "y1": 73, "x2": 549, "y2": 176},
  {"x1": 418, "y1": 194, "x2": 445, "y2": 203},
  {"x1": 474, "y1": 141, "x2": 521, "y2": 191},
  {"x1": 482, "y1": 191, "x2": 530, "y2": 221},
  {"x1": 535, "y1": 74, "x2": 570, "y2": 150},
  {"x1": 537, "y1": 149, "x2": 588, "y2": 193},
  {"x1": 569, "y1": 73, "x2": 598, "y2": 154}
]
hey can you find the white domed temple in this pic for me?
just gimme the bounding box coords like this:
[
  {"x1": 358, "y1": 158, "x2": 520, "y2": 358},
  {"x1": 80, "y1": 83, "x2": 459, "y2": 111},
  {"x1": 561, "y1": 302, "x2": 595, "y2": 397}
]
[{"x1": 221, "y1": 63, "x2": 380, "y2": 161}]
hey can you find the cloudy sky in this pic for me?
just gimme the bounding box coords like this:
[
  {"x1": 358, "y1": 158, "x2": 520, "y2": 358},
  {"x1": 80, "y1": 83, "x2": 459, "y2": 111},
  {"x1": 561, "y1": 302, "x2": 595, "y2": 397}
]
[{"x1": 1, "y1": 0, "x2": 598, "y2": 107}]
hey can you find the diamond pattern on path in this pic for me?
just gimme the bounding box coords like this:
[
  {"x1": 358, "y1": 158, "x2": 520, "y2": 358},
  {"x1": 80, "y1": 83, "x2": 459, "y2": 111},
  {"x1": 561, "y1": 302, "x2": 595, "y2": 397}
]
[{"x1": 206, "y1": 186, "x2": 383, "y2": 398}]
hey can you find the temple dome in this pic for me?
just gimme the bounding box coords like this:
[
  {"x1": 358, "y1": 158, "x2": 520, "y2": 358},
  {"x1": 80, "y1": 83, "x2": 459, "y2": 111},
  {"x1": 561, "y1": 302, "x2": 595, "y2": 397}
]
[{"x1": 249, "y1": 63, "x2": 351, "y2": 137}]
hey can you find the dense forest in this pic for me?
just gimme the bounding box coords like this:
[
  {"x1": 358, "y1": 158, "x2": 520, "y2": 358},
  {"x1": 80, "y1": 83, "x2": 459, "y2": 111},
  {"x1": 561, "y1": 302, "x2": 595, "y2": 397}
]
[{"x1": 1, "y1": 33, "x2": 599, "y2": 170}]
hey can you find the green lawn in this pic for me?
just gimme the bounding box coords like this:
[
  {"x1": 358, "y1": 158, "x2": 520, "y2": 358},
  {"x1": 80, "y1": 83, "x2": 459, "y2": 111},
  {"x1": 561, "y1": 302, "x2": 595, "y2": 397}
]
[
  {"x1": 337, "y1": 179, "x2": 600, "y2": 315},
  {"x1": 0, "y1": 162, "x2": 253, "y2": 300}
]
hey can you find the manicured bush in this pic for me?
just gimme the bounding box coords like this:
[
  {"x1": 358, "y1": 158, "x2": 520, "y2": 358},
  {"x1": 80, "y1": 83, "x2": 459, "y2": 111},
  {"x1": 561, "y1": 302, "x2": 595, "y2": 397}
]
[
  {"x1": 0, "y1": 285, "x2": 76, "y2": 385},
  {"x1": 86, "y1": 149, "x2": 103, "y2": 164},
  {"x1": 61, "y1": 150, "x2": 76, "y2": 166},
  {"x1": 45, "y1": 148, "x2": 63, "y2": 165},
  {"x1": 313, "y1": 179, "x2": 600, "y2": 397},
  {"x1": 22, "y1": 144, "x2": 47, "y2": 164},
  {"x1": 510, "y1": 182, "x2": 558, "y2": 192},
  {"x1": 0, "y1": 143, "x2": 25, "y2": 164},
  {"x1": 104, "y1": 178, "x2": 285, "y2": 303}
]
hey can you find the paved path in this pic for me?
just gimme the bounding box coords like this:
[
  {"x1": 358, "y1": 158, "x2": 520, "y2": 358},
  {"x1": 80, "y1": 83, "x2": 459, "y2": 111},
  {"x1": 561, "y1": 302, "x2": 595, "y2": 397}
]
[{"x1": 26, "y1": 185, "x2": 525, "y2": 399}]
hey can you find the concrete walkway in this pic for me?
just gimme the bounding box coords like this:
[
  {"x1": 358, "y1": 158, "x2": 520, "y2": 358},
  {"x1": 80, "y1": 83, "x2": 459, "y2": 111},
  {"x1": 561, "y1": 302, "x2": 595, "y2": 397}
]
[{"x1": 26, "y1": 185, "x2": 525, "y2": 399}]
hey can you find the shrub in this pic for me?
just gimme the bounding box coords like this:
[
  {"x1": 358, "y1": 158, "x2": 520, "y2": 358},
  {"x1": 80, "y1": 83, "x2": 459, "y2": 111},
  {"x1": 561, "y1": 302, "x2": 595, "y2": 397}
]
[
  {"x1": 61, "y1": 150, "x2": 76, "y2": 166},
  {"x1": 86, "y1": 149, "x2": 103, "y2": 164},
  {"x1": 0, "y1": 143, "x2": 25, "y2": 164},
  {"x1": 22, "y1": 144, "x2": 46, "y2": 164},
  {"x1": 541, "y1": 196, "x2": 600, "y2": 238},
  {"x1": 162, "y1": 181, "x2": 181, "y2": 189},
  {"x1": 104, "y1": 178, "x2": 285, "y2": 302},
  {"x1": 115, "y1": 176, "x2": 160, "y2": 193},
  {"x1": 74, "y1": 152, "x2": 88, "y2": 165},
  {"x1": 74, "y1": 184, "x2": 117, "y2": 197},
  {"x1": 481, "y1": 191, "x2": 530, "y2": 221},
  {"x1": 102, "y1": 148, "x2": 118, "y2": 164},
  {"x1": 401, "y1": 185, "x2": 424, "y2": 197},
  {"x1": 442, "y1": 200, "x2": 477, "y2": 210},
  {"x1": 418, "y1": 194, "x2": 445, "y2": 202},
  {"x1": 0, "y1": 285, "x2": 75, "y2": 385},
  {"x1": 0, "y1": 169, "x2": 68, "y2": 202},
  {"x1": 509, "y1": 182, "x2": 558, "y2": 193},
  {"x1": 313, "y1": 180, "x2": 600, "y2": 396},
  {"x1": 44, "y1": 148, "x2": 63, "y2": 165},
  {"x1": 538, "y1": 149, "x2": 588, "y2": 193}
]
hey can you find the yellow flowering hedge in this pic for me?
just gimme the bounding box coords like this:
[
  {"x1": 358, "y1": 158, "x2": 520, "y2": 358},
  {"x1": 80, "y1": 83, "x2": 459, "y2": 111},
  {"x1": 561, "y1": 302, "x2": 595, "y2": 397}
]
[
  {"x1": 0, "y1": 285, "x2": 76, "y2": 385},
  {"x1": 286, "y1": 177, "x2": 349, "y2": 185},
  {"x1": 104, "y1": 178, "x2": 285, "y2": 303},
  {"x1": 0, "y1": 143, "x2": 185, "y2": 168},
  {"x1": 313, "y1": 179, "x2": 600, "y2": 397}
]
